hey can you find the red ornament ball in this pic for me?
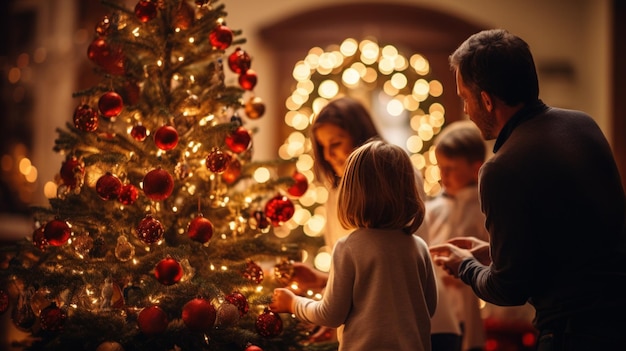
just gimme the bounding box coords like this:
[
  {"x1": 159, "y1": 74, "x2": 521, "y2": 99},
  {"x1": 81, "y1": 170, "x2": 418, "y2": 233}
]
[
  {"x1": 136, "y1": 215, "x2": 164, "y2": 244},
  {"x1": 206, "y1": 149, "x2": 232, "y2": 174},
  {"x1": 225, "y1": 291, "x2": 249, "y2": 317},
  {"x1": 96, "y1": 172, "x2": 122, "y2": 200},
  {"x1": 98, "y1": 91, "x2": 124, "y2": 119},
  {"x1": 187, "y1": 214, "x2": 214, "y2": 244},
  {"x1": 225, "y1": 126, "x2": 251, "y2": 153},
  {"x1": 228, "y1": 47, "x2": 251, "y2": 74},
  {"x1": 239, "y1": 69, "x2": 258, "y2": 91},
  {"x1": 135, "y1": 0, "x2": 158, "y2": 22},
  {"x1": 244, "y1": 96, "x2": 266, "y2": 120},
  {"x1": 60, "y1": 156, "x2": 85, "y2": 189},
  {"x1": 32, "y1": 226, "x2": 47, "y2": 250},
  {"x1": 264, "y1": 195, "x2": 295, "y2": 226},
  {"x1": 209, "y1": 24, "x2": 233, "y2": 50},
  {"x1": 44, "y1": 219, "x2": 71, "y2": 246},
  {"x1": 287, "y1": 172, "x2": 308, "y2": 197},
  {"x1": 130, "y1": 124, "x2": 148, "y2": 141},
  {"x1": 154, "y1": 256, "x2": 183, "y2": 286},
  {"x1": 182, "y1": 297, "x2": 216, "y2": 332},
  {"x1": 245, "y1": 346, "x2": 263, "y2": 351},
  {"x1": 118, "y1": 184, "x2": 139, "y2": 205},
  {"x1": 255, "y1": 308, "x2": 283, "y2": 338},
  {"x1": 222, "y1": 158, "x2": 241, "y2": 184},
  {"x1": 154, "y1": 125, "x2": 179, "y2": 151},
  {"x1": 173, "y1": 0, "x2": 194, "y2": 30},
  {"x1": 39, "y1": 303, "x2": 67, "y2": 332},
  {"x1": 87, "y1": 37, "x2": 125, "y2": 76},
  {"x1": 142, "y1": 168, "x2": 174, "y2": 201},
  {"x1": 242, "y1": 259, "x2": 264, "y2": 284},
  {"x1": 250, "y1": 210, "x2": 270, "y2": 231},
  {"x1": 0, "y1": 290, "x2": 9, "y2": 315},
  {"x1": 73, "y1": 104, "x2": 99, "y2": 132},
  {"x1": 95, "y1": 16, "x2": 111, "y2": 36},
  {"x1": 137, "y1": 305, "x2": 168, "y2": 335}
]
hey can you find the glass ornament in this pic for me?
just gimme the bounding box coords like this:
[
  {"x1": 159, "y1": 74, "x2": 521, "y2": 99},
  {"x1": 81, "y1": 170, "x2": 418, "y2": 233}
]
[
  {"x1": 137, "y1": 305, "x2": 168, "y2": 335},
  {"x1": 136, "y1": 214, "x2": 164, "y2": 244},
  {"x1": 255, "y1": 308, "x2": 283, "y2": 338},
  {"x1": 135, "y1": 0, "x2": 158, "y2": 22},
  {"x1": 154, "y1": 256, "x2": 183, "y2": 285},
  {"x1": 73, "y1": 104, "x2": 99, "y2": 132},
  {"x1": 228, "y1": 47, "x2": 251, "y2": 74},
  {"x1": 43, "y1": 219, "x2": 71, "y2": 246},
  {"x1": 264, "y1": 195, "x2": 295, "y2": 226},
  {"x1": 96, "y1": 172, "x2": 122, "y2": 200},
  {"x1": 98, "y1": 91, "x2": 124, "y2": 119},
  {"x1": 182, "y1": 297, "x2": 216, "y2": 332},
  {"x1": 115, "y1": 235, "x2": 135, "y2": 261},
  {"x1": 225, "y1": 126, "x2": 251, "y2": 153},
  {"x1": 154, "y1": 125, "x2": 179, "y2": 150},
  {"x1": 142, "y1": 168, "x2": 174, "y2": 201},
  {"x1": 209, "y1": 24, "x2": 233, "y2": 50},
  {"x1": 238, "y1": 69, "x2": 258, "y2": 91}
]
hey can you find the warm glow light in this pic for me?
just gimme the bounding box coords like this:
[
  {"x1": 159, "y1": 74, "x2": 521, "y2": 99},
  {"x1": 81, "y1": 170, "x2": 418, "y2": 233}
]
[
  {"x1": 318, "y1": 80, "x2": 339, "y2": 99},
  {"x1": 253, "y1": 167, "x2": 270, "y2": 183},
  {"x1": 314, "y1": 251, "x2": 332, "y2": 272}
]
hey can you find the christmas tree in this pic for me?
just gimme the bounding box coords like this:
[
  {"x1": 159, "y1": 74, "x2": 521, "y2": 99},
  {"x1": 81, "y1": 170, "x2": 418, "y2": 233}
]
[{"x1": 0, "y1": 1, "x2": 318, "y2": 350}]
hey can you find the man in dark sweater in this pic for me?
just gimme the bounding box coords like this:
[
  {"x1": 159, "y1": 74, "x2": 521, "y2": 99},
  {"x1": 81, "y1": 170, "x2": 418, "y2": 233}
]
[{"x1": 430, "y1": 29, "x2": 626, "y2": 350}]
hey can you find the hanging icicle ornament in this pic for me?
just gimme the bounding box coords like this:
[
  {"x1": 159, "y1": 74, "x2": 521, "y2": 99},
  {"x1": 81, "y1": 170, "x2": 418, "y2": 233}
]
[{"x1": 115, "y1": 235, "x2": 135, "y2": 261}]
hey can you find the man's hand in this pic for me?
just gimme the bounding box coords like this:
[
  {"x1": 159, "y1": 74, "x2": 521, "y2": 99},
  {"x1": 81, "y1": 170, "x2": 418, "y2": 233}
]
[
  {"x1": 447, "y1": 236, "x2": 491, "y2": 265},
  {"x1": 429, "y1": 243, "x2": 474, "y2": 278}
]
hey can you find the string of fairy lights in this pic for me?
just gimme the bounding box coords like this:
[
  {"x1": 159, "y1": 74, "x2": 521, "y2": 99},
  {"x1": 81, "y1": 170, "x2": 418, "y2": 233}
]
[{"x1": 276, "y1": 38, "x2": 448, "y2": 272}]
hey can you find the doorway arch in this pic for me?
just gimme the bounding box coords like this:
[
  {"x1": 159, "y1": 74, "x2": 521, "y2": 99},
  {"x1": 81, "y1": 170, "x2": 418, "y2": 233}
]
[{"x1": 258, "y1": 3, "x2": 485, "y2": 141}]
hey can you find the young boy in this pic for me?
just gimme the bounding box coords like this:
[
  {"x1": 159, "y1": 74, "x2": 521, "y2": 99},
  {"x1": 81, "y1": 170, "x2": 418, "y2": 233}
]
[{"x1": 427, "y1": 120, "x2": 488, "y2": 351}]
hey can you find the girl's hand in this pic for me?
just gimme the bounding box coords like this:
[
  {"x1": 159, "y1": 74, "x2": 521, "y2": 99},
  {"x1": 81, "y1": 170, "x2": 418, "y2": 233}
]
[{"x1": 269, "y1": 288, "x2": 296, "y2": 313}]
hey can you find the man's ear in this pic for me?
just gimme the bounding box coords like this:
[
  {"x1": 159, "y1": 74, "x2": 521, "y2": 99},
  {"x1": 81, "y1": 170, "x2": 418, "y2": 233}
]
[{"x1": 480, "y1": 91, "x2": 493, "y2": 112}]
